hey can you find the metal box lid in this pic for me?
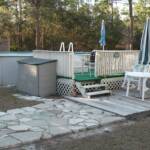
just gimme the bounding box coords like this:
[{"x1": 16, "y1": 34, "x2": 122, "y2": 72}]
[{"x1": 18, "y1": 57, "x2": 57, "y2": 65}]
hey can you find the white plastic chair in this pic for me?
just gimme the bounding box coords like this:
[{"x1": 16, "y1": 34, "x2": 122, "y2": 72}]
[
  {"x1": 143, "y1": 64, "x2": 150, "y2": 72},
  {"x1": 123, "y1": 64, "x2": 150, "y2": 100},
  {"x1": 122, "y1": 64, "x2": 144, "y2": 89}
]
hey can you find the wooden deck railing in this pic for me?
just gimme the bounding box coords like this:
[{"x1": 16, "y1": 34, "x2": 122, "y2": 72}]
[
  {"x1": 33, "y1": 50, "x2": 74, "y2": 78},
  {"x1": 33, "y1": 50, "x2": 139, "y2": 79},
  {"x1": 95, "y1": 50, "x2": 139, "y2": 77}
]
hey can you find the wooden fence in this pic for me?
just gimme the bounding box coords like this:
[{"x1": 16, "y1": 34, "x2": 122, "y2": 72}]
[{"x1": 95, "y1": 50, "x2": 139, "y2": 76}]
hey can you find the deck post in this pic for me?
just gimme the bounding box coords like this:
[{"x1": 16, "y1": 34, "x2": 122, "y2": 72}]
[
  {"x1": 71, "y1": 52, "x2": 75, "y2": 80},
  {"x1": 94, "y1": 51, "x2": 97, "y2": 77}
]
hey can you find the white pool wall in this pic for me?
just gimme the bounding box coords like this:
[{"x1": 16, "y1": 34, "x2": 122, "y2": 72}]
[{"x1": 0, "y1": 52, "x2": 32, "y2": 86}]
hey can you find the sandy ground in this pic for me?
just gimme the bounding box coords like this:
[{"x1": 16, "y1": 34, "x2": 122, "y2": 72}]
[{"x1": 0, "y1": 87, "x2": 40, "y2": 111}]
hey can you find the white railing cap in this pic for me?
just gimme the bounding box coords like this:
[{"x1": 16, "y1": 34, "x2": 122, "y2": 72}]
[
  {"x1": 33, "y1": 50, "x2": 74, "y2": 53},
  {"x1": 94, "y1": 50, "x2": 139, "y2": 53}
]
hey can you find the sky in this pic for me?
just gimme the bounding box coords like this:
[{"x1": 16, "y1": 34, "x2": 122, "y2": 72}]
[
  {"x1": 113, "y1": 0, "x2": 139, "y2": 19},
  {"x1": 113, "y1": 0, "x2": 138, "y2": 7},
  {"x1": 112, "y1": 0, "x2": 138, "y2": 4},
  {"x1": 114, "y1": 0, "x2": 139, "y2": 10},
  {"x1": 113, "y1": 0, "x2": 138, "y2": 10}
]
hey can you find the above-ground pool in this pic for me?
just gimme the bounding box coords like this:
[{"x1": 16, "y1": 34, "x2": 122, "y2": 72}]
[{"x1": 0, "y1": 51, "x2": 32, "y2": 86}]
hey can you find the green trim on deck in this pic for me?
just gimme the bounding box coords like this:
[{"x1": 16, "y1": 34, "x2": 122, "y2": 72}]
[
  {"x1": 57, "y1": 71, "x2": 124, "y2": 82},
  {"x1": 74, "y1": 71, "x2": 98, "y2": 81},
  {"x1": 74, "y1": 71, "x2": 124, "y2": 81},
  {"x1": 99, "y1": 72, "x2": 125, "y2": 79}
]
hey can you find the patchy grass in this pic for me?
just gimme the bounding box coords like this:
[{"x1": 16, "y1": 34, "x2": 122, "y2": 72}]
[
  {"x1": 11, "y1": 118, "x2": 150, "y2": 150},
  {"x1": 38, "y1": 118, "x2": 150, "y2": 150},
  {"x1": 0, "y1": 87, "x2": 40, "y2": 112}
]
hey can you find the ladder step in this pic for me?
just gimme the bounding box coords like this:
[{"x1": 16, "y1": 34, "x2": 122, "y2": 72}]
[
  {"x1": 86, "y1": 90, "x2": 111, "y2": 97},
  {"x1": 83, "y1": 84, "x2": 107, "y2": 89}
]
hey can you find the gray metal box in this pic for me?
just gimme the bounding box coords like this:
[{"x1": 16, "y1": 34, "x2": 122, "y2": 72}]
[{"x1": 17, "y1": 58, "x2": 57, "y2": 97}]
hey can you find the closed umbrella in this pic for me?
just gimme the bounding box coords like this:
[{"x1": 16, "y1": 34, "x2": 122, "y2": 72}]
[
  {"x1": 99, "y1": 20, "x2": 106, "y2": 50},
  {"x1": 139, "y1": 18, "x2": 150, "y2": 64}
]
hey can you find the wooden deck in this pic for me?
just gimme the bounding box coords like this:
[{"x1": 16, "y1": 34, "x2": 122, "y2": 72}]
[{"x1": 66, "y1": 90, "x2": 150, "y2": 117}]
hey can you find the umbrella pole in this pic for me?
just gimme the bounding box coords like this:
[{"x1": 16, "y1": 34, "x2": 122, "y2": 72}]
[{"x1": 103, "y1": 45, "x2": 105, "y2": 51}]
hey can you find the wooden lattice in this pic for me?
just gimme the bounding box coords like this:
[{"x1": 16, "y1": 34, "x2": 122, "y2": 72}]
[
  {"x1": 57, "y1": 77, "x2": 124, "y2": 96},
  {"x1": 101, "y1": 77, "x2": 124, "y2": 90}
]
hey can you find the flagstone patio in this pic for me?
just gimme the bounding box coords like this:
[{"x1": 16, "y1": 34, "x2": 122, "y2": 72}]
[
  {"x1": 0, "y1": 94, "x2": 124, "y2": 149},
  {"x1": 2, "y1": 88, "x2": 150, "y2": 149}
]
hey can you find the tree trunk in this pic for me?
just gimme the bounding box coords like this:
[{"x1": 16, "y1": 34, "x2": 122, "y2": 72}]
[
  {"x1": 18, "y1": 0, "x2": 22, "y2": 49},
  {"x1": 41, "y1": 28, "x2": 44, "y2": 49},
  {"x1": 111, "y1": 1, "x2": 113, "y2": 28},
  {"x1": 31, "y1": 0, "x2": 41, "y2": 49},
  {"x1": 128, "y1": 0, "x2": 133, "y2": 50},
  {"x1": 35, "y1": 10, "x2": 40, "y2": 49}
]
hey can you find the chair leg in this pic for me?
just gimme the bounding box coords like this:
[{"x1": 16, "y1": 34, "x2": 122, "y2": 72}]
[
  {"x1": 137, "y1": 78, "x2": 141, "y2": 91},
  {"x1": 122, "y1": 75, "x2": 127, "y2": 88},
  {"x1": 142, "y1": 78, "x2": 147, "y2": 101},
  {"x1": 126, "y1": 80, "x2": 130, "y2": 97}
]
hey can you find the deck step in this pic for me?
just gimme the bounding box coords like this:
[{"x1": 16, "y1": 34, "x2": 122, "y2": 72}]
[
  {"x1": 86, "y1": 90, "x2": 111, "y2": 98},
  {"x1": 76, "y1": 82, "x2": 111, "y2": 98},
  {"x1": 83, "y1": 84, "x2": 106, "y2": 89}
]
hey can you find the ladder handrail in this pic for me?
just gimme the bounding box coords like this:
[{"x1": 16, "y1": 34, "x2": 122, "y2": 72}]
[
  {"x1": 68, "y1": 42, "x2": 74, "y2": 52},
  {"x1": 59, "y1": 42, "x2": 65, "y2": 52},
  {"x1": 59, "y1": 42, "x2": 74, "y2": 52}
]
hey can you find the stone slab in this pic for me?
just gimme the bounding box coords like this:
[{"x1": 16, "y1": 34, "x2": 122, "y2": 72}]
[
  {"x1": 24, "y1": 120, "x2": 49, "y2": 129},
  {"x1": 8, "y1": 125, "x2": 31, "y2": 131},
  {"x1": 0, "y1": 122, "x2": 7, "y2": 129},
  {"x1": 0, "y1": 136, "x2": 21, "y2": 149},
  {"x1": 19, "y1": 118, "x2": 32, "y2": 122},
  {"x1": 6, "y1": 120, "x2": 20, "y2": 126},
  {"x1": 69, "y1": 118, "x2": 84, "y2": 125},
  {"x1": 7, "y1": 109, "x2": 26, "y2": 115},
  {"x1": 10, "y1": 131, "x2": 42, "y2": 143},
  {"x1": 0, "y1": 112, "x2": 6, "y2": 116},
  {"x1": 31, "y1": 127, "x2": 45, "y2": 132},
  {"x1": 0, "y1": 114, "x2": 17, "y2": 121},
  {"x1": 49, "y1": 126, "x2": 72, "y2": 136},
  {"x1": 0, "y1": 129, "x2": 14, "y2": 138},
  {"x1": 33, "y1": 103, "x2": 51, "y2": 109},
  {"x1": 69, "y1": 125, "x2": 87, "y2": 132}
]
